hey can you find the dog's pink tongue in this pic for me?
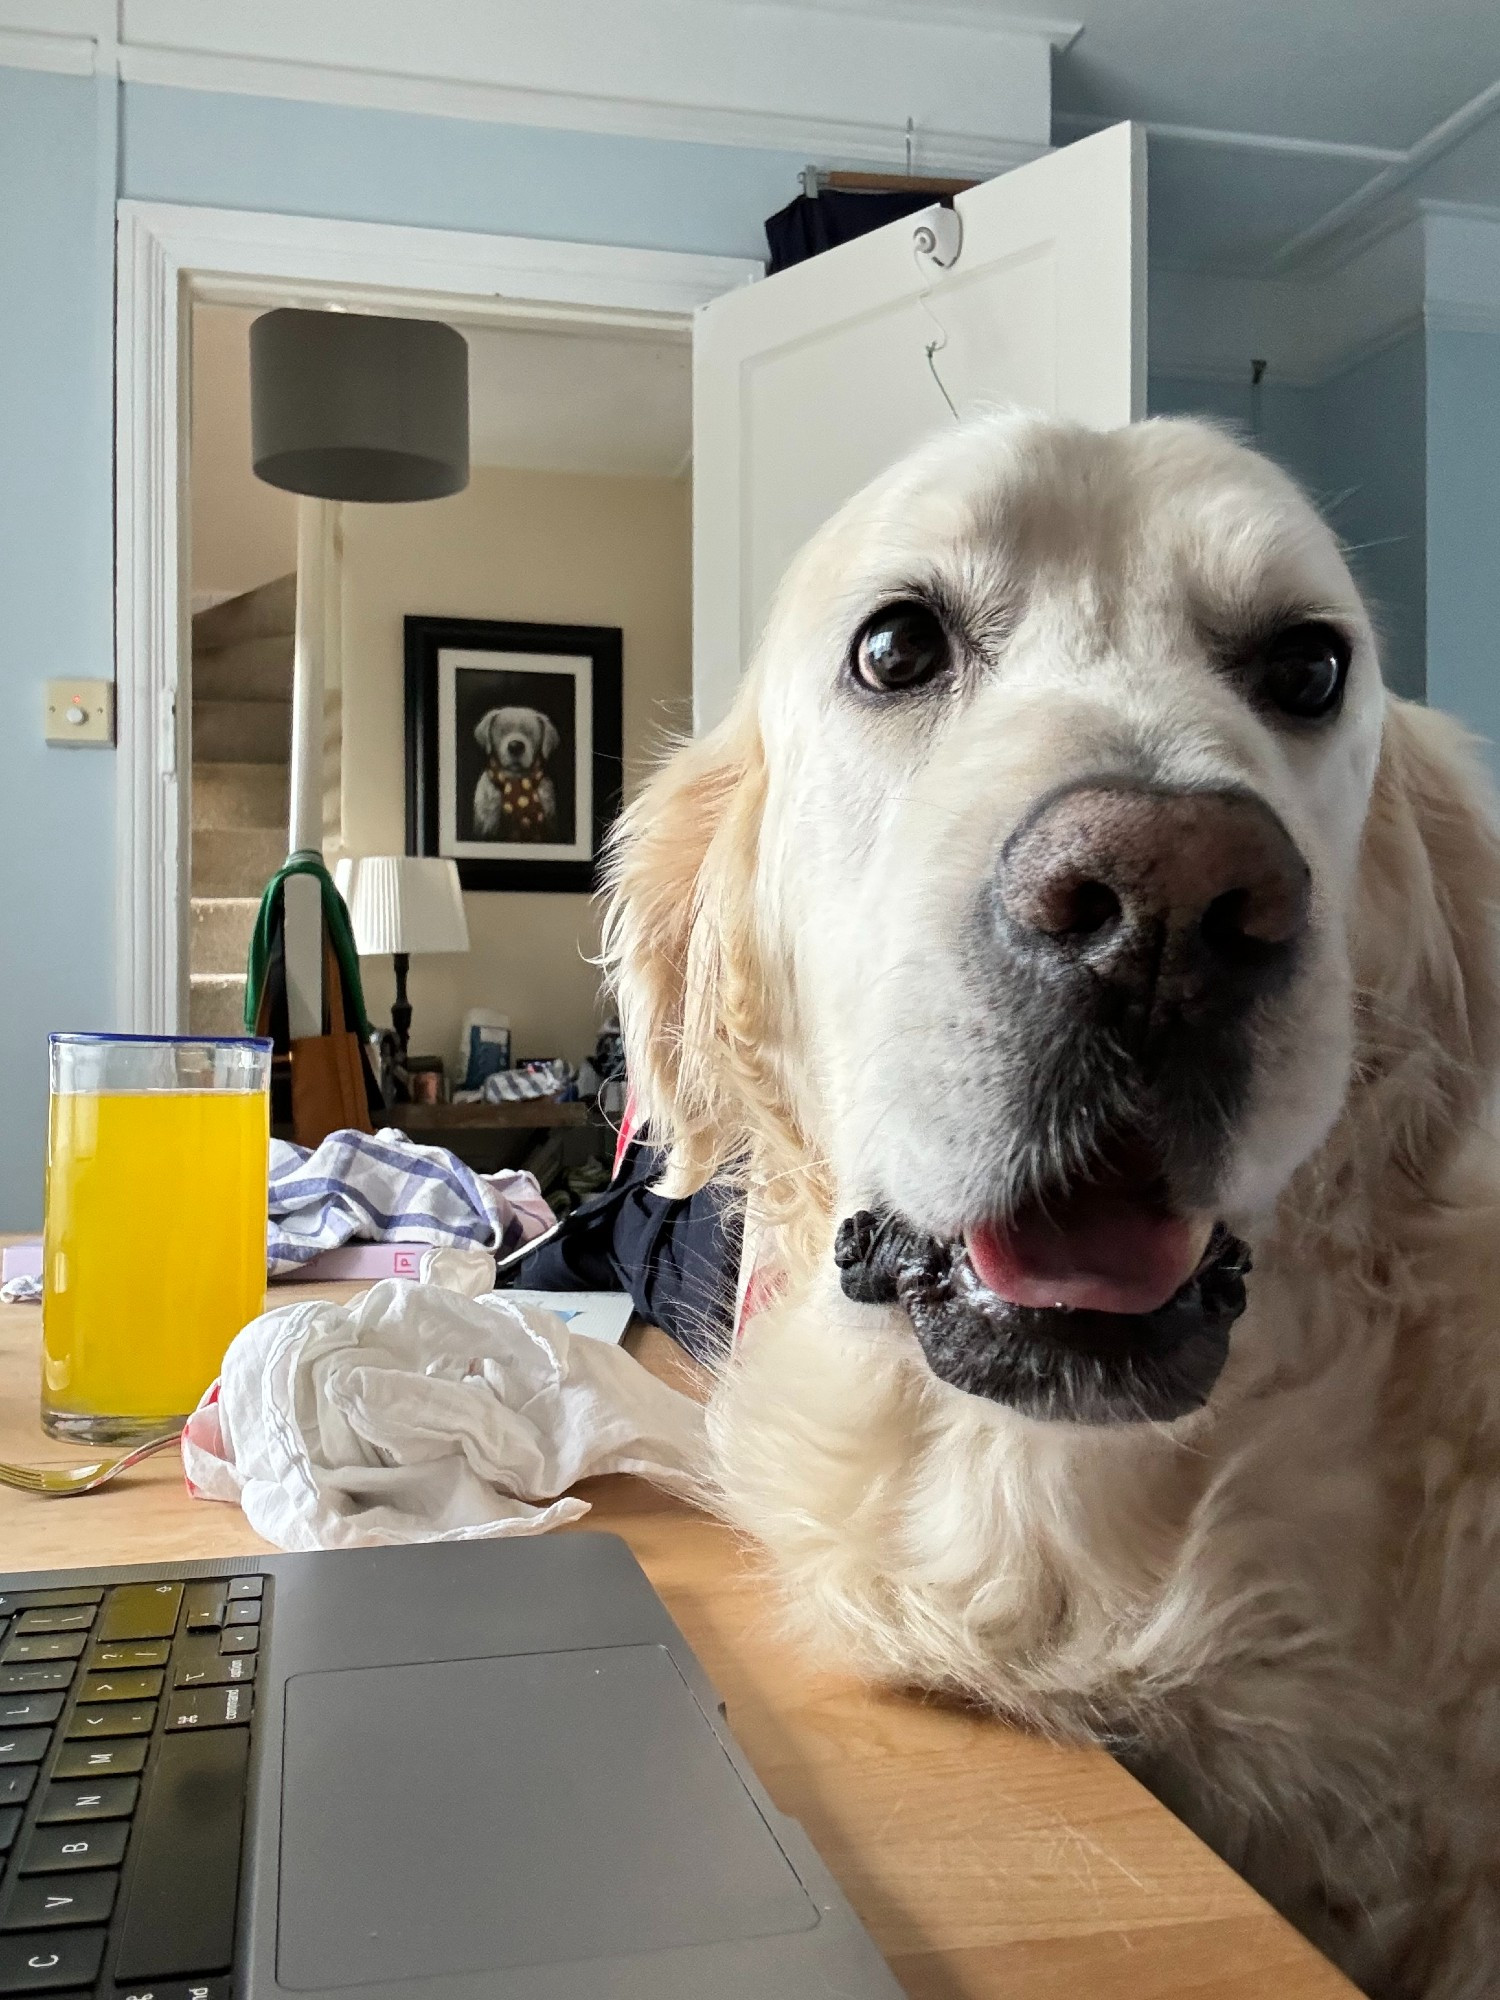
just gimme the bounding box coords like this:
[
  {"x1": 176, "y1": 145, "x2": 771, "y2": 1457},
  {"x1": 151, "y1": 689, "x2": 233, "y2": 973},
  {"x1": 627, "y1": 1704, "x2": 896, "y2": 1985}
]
[{"x1": 965, "y1": 1197, "x2": 1206, "y2": 1315}]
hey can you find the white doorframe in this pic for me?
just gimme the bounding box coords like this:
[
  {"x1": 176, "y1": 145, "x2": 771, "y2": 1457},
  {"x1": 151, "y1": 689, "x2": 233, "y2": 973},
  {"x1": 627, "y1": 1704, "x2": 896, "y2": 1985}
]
[{"x1": 114, "y1": 199, "x2": 758, "y2": 1034}]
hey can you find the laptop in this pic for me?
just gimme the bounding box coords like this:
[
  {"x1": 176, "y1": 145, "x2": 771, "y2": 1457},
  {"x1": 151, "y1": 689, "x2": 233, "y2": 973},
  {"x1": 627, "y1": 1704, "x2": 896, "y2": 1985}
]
[{"x1": 0, "y1": 1535, "x2": 902, "y2": 1999}]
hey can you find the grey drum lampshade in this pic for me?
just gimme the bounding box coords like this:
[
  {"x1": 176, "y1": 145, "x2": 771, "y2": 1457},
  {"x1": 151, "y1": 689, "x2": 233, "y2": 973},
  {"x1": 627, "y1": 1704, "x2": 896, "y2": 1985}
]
[{"x1": 250, "y1": 307, "x2": 470, "y2": 503}]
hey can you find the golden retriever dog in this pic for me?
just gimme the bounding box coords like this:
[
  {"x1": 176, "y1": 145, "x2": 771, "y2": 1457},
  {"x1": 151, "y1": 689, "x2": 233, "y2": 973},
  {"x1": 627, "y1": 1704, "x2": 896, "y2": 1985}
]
[{"x1": 603, "y1": 412, "x2": 1500, "y2": 2000}]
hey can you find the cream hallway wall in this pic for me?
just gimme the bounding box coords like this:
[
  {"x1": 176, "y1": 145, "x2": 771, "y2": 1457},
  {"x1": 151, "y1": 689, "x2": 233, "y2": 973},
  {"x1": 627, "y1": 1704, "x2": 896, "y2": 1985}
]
[
  {"x1": 339, "y1": 464, "x2": 691, "y2": 1071},
  {"x1": 191, "y1": 304, "x2": 297, "y2": 606}
]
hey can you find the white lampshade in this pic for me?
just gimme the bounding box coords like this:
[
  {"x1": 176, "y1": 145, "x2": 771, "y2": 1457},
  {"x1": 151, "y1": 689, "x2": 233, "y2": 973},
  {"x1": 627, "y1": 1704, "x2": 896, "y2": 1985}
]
[{"x1": 335, "y1": 855, "x2": 470, "y2": 957}]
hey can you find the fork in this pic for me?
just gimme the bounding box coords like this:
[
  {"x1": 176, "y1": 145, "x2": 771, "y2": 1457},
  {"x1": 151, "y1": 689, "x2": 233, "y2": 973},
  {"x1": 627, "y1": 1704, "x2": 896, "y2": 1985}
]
[{"x1": 0, "y1": 1430, "x2": 184, "y2": 1497}]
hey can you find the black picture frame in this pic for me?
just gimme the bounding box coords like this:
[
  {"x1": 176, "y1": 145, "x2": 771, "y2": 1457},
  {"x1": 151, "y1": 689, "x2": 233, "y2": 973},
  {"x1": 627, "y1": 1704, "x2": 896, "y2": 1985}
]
[{"x1": 404, "y1": 616, "x2": 623, "y2": 893}]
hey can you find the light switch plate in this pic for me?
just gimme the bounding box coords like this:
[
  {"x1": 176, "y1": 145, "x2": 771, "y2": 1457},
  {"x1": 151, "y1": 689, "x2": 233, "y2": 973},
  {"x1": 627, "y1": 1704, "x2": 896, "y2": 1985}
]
[{"x1": 45, "y1": 678, "x2": 115, "y2": 747}]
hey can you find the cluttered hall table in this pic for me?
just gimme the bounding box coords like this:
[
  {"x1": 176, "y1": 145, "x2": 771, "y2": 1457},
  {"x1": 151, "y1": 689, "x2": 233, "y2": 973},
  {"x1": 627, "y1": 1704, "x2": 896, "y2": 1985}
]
[{"x1": 0, "y1": 1266, "x2": 1354, "y2": 2000}]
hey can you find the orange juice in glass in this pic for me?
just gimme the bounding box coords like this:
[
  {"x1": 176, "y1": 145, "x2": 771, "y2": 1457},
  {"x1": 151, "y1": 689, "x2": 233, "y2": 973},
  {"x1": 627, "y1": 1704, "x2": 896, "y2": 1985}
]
[{"x1": 43, "y1": 1033, "x2": 272, "y2": 1442}]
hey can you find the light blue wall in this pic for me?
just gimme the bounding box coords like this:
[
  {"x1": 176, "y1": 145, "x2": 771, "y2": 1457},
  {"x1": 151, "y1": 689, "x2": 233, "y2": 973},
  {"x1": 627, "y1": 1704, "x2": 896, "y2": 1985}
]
[
  {"x1": 0, "y1": 67, "x2": 118, "y2": 1229},
  {"x1": 1147, "y1": 371, "x2": 1325, "y2": 496},
  {"x1": 1425, "y1": 326, "x2": 1500, "y2": 764},
  {"x1": 121, "y1": 84, "x2": 801, "y2": 261},
  {"x1": 1150, "y1": 337, "x2": 1427, "y2": 702},
  {"x1": 0, "y1": 74, "x2": 819, "y2": 1225},
  {"x1": 1310, "y1": 333, "x2": 1427, "y2": 703},
  {"x1": 2, "y1": 69, "x2": 1470, "y2": 1224}
]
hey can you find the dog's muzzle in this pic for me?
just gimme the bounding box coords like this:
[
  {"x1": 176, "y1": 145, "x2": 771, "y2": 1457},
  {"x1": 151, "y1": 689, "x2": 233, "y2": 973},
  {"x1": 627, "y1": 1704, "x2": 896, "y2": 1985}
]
[{"x1": 835, "y1": 1212, "x2": 1250, "y2": 1424}]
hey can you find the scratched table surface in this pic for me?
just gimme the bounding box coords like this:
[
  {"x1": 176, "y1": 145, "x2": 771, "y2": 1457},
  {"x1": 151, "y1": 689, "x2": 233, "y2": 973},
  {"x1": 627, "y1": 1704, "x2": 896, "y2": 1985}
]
[{"x1": 0, "y1": 1266, "x2": 1353, "y2": 1998}]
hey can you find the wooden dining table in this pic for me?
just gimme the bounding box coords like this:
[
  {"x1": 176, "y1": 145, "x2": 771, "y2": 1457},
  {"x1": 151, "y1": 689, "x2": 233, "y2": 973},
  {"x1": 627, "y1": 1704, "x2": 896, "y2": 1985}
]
[{"x1": 0, "y1": 1271, "x2": 1354, "y2": 1999}]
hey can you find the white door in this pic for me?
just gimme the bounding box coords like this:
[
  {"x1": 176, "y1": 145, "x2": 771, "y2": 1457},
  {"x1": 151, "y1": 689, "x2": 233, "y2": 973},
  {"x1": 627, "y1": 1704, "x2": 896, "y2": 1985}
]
[{"x1": 692, "y1": 122, "x2": 1146, "y2": 732}]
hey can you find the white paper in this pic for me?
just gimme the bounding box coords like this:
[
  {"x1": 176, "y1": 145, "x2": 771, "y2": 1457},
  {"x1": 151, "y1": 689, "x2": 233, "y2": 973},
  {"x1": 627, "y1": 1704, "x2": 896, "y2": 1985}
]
[{"x1": 504, "y1": 1290, "x2": 635, "y2": 1346}]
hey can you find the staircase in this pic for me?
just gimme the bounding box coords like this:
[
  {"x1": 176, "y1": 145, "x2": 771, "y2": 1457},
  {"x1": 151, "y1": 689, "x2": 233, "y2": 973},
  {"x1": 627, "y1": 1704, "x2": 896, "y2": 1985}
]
[{"x1": 188, "y1": 576, "x2": 295, "y2": 1034}]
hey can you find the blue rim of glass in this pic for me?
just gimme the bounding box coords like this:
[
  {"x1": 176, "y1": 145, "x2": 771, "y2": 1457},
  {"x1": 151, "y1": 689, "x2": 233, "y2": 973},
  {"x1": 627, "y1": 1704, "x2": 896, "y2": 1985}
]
[{"x1": 50, "y1": 1032, "x2": 273, "y2": 1050}]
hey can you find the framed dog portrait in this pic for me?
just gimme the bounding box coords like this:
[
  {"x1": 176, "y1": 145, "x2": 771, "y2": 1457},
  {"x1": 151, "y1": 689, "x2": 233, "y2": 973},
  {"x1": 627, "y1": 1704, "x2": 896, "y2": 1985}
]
[{"x1": 404, "y1": 617, "x2": 623, "y2": 892}]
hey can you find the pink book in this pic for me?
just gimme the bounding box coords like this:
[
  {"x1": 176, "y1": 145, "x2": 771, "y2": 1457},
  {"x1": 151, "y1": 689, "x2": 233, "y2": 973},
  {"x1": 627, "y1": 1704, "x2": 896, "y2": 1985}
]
[
  {"x1": 2, "y1": 1242, "x2": 41, "y2": 1281},
  {"x1": 5, "y1": 1240, "x2": 488, "y2": 1287},
  {"x1": 274, "y1": 1244, "x2": 441, "y2": 1283}
]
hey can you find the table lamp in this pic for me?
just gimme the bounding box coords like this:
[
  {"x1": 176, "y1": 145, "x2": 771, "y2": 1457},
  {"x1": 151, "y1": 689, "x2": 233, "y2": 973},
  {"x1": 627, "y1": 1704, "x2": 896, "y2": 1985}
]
[{"x1": 334, "y1": 856, "x2": 470, "y2": 1056}]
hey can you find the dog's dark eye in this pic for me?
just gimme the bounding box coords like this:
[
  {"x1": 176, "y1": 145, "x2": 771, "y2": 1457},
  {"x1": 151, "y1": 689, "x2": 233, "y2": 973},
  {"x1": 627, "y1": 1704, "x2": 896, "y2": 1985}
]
[
  {"x1": 1260, "y1": 621, "x2": 1351, "y2": 721},
  {"x1": 852, "y1": 602, "x2": 950, "y2": 694}
]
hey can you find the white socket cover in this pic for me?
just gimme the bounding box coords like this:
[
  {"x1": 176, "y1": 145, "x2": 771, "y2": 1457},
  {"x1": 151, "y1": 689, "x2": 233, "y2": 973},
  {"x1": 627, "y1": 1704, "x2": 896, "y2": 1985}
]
[{"x1": 45, "y1": 678, "x2": 115, "y2": 746}]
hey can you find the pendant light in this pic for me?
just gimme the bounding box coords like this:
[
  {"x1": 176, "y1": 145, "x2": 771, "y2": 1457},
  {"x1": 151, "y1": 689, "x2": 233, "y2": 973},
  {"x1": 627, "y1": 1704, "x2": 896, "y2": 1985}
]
[
  {"x1": 242, "y1": 305, "x2": 471, "y2": 1101},
  {"x1": 250, "y1": 306, "x2": 470, "y2": 503}
]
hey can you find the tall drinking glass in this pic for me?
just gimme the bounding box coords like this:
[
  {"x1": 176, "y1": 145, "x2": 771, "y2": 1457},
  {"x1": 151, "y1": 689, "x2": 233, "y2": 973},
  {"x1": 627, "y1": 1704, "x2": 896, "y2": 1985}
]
[{"x1": 42, "y1": 1033, "x2": 273, "y2": 1443}]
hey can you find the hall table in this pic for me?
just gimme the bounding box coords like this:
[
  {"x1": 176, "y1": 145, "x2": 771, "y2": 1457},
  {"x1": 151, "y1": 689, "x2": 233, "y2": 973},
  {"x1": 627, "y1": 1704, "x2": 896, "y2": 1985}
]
[{"x1": 0, "y1": 1279, "x2": 1353, "y2": 1999}]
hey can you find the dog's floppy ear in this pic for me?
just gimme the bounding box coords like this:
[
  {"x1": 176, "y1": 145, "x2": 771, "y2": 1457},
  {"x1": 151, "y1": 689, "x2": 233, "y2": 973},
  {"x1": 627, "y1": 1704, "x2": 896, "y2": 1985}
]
[
  {"x1": 602, "y1": 702, "x2": 805, "y2": 1203},
  {"x1": 474, "y1": 710, "x2": 498, "y2": 755},
  {"x1": 1350, "y1": 697, "x2": 1500, "y2": 1186},
  {"x1": 539, "y1": 715, "x2": 561, "y2": 762}
]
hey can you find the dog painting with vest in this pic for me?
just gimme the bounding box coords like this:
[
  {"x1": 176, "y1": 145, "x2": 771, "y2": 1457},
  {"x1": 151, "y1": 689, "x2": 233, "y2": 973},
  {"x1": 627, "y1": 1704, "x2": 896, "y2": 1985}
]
[{"x1": 472, "y1": 705, "x2": 561, "y2": 843}]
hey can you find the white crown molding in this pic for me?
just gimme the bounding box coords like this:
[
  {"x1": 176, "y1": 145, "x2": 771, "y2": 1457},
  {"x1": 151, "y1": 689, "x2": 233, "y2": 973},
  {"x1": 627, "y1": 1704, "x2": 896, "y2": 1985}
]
[
  {"x1": 1054, "y1": 109, "x2": 1402, "y2": 167},
  {"x1": 746, "y1": 0, "x2": 1079, "y2": 39},
  {"x1": 1270, "y1": 75, "x2": 1500, "y2": 271},
  {"x1": 1155, "y1": 200, "x2": 1500, "y2": 384},
  {"x1": 0, "y1": 26, "x2": 98, "y2": 73},
  {"x1": 1426, "y1": 300, "x2": 1500, "y2": 336},
  {"x1": 114, "y1": 199, "x2": 757, "y2": 1033},
  {"x1": 114, "y1": 46, "x2": 1043, "y2": 176},
  {"x1": 1151, "y1": 214, "x2": 1426, "y2": 388},
  {"x1": 76, "y1": 0, "x2": 1052, "y2": 166},
  {"x1": 1422, "y1": 204, "x2": 1500, "y2": 322},
  {"x1": 1148, "y1": 315, "x2": 1428, "y2": 390},
  {"x1": 1421, "y1": 197, "x2": 1500, "y2": 226}
]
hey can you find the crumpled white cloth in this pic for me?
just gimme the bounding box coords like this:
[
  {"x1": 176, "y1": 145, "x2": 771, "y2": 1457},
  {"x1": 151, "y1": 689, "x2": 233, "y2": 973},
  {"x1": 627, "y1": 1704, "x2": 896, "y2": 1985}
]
[{"x1": 182, "y1": 1281, "x2": 709, "y2": 1552}]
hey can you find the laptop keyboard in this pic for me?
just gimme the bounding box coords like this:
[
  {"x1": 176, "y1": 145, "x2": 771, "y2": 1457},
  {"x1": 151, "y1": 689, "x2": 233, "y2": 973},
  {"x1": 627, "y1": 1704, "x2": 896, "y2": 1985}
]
[{"x1": 0, "y1": 1576, "x2": 263, "y2": 1999}]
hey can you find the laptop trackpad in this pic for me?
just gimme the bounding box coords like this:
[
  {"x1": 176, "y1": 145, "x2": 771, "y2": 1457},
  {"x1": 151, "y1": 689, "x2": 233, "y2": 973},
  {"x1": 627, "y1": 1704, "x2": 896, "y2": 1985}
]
[{"x1": 276, "y1": 1646, "x2": 818, "y2": 1988}]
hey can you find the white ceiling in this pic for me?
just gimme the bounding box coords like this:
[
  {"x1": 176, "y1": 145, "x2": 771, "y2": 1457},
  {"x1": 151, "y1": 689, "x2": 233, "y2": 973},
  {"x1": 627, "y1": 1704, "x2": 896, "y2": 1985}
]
[
  {"x1": 987, "y1": 0, "x2": 1500, "y2": 274},
  {"x1": 463, "y1": 323, "x2": 690, "y2": 479},
  {"x1": 1043, "y1": 0, "x2": 1500, "y2": 152},
  {"x1": 196, "y1": 305, "x2": 690, "y2": 484}
]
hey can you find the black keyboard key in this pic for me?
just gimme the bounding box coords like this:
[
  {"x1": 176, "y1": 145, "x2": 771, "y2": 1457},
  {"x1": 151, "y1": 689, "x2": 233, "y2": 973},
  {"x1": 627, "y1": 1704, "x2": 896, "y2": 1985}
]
[
  {"x1": 0, "y1": 1697, "x2": 62, "y2": 1731},
  {"x1": 76, "y1": 1672, "x2": 161, "y2": 1705},
  {"x1": 90, "y1": 1643, "x2": 167, "y2": 1672},
  {"x1": 64, "y1": 1705, "x2": 154, "y2": 1741},
  {"x1": 97, "y1": 1586, "x2": 181, "y2": 1644},
  {"x1": 0, "y1": 1639, "x2": 84, "y2": 1667},
  {"x1": 120, "y1": 1984, "x2": 230, "y2": 2000},
  {"x1": 222, "y1": 1601, "x2": 260, "y2": 1627},
  {"x1": 165, "y1": 1686, "x2": 251, "y2": 1732},
  {"x1": 0, "y1": 1594, "x2": 99, "y2": 1619},
  {"x1": 0, "y1": 1733, "x2": 48, "y2": 1768},
  {"x1": 0, "y1": 1671, "x2": 72, "y2": 1698},
  {"x1": 173, "y1": 1653, "x2": 254, "y2": 1691},
  {"x1": 19, "y1": 1825, "x2": 128, "y2": 1874},
  {"x1": 0, "y1": 1809, "x2": 19, "y2": 1855},
  {"x1": 225, "y1": 1576, "x2": 262, "y2": 1601},
  {"x1": 50, "y1": 1739, "x2": 146, "y2": 1780},
  {"x1": 0, "y1": 1874, "x2": 117, "y2": 1931},
  {"x1": 0, "y1": 1928, "x2": 105, "y2": 1990},
  {"x1": 113, "y1": 1727, "x2": 249, "y2": 1979},
  {"x1": 0, "y1": 1771, "x2": 36, "y2": 1809},
  {"x1": 11, "y1": 1613, "x2": 92, "y2": 1639},
  {"x1": 36, "y1": 1777, "x2": 138, "y2": 1824},
  {"x1": 182, "y1": 1587, "x2": 225, "y2": 1634},
  {"x1": 218, "y1": 1630, "x2": 257, "y2": 1655}
]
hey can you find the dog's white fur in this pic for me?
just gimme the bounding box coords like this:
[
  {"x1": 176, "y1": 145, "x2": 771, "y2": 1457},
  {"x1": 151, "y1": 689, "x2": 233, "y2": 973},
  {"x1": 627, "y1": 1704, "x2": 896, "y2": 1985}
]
[{"x1": 603, "y1": 415, "x2": 1500, "y2": 1999}]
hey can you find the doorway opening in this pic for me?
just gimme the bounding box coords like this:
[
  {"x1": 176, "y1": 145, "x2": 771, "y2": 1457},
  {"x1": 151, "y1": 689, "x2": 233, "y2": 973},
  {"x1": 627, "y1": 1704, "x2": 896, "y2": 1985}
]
[
  {"x1": 186, "y1": 301, "x2": 695, "y2": 1114},
  {"x1": 115, "y1": 203, "x2": 758, "y2": 1051}
]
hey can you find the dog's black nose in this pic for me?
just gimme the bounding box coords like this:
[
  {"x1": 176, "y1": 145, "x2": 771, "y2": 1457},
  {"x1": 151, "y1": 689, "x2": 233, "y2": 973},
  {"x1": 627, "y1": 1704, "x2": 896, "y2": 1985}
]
[
  {"x1": 506, "y1": 738, "x2": 527, "y2": 757},
  {"x1": 998, "y1": 780, "x2": 1309, "y2": 1013}
]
